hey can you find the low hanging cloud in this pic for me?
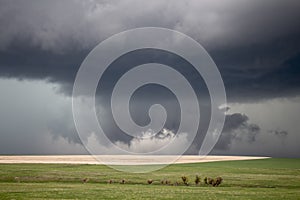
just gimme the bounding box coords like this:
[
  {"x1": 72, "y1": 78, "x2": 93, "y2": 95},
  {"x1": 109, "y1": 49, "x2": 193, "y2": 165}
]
[
  {"x1": 115, "y1": 128, "x2": 189, "y2": 154},
  {"x1": 215, "y1": 112, "x2": 261, "y2": 150},
  {"x1": 268, "y1": 129, "x2": 289, "y2": 145},
  {"x1": 0, "y1": 79, "x2": 294, "y2": 156},
  {"x1": 84, "y1": 128, "x2": 190, "y2": 155},
  {"x1": 211, "y1": 108, "x2": 295, "y2": 157},
  {"x1": 270, "y1": 130, "x2": 288, "y2": 138}
]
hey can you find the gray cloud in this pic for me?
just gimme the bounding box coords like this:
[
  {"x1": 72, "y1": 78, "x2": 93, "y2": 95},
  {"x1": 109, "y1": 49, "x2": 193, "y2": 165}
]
[
  {"x1": 0, "y1": 79, "x2": 87, "y2": 154},
  {"x1": 0, "y1": 0, "x2": 300, "y2": 102},
  {"x1": 269, "y1": 129, "x2": 288, "y2": 145},
  {"x1": 47, "y1": 104, "x2": 82, "y2": 145},
  {"x1": 1, "y1": 0, "x2": 299, "y2": 51},
  {"x1": 214, "y1": 112, "x2": 261, "y2": 150},
  {"x1": 0, "y1": 0, "x2": 299, "y2": 157},
  {"x1": 0, "y1": 78, "x2": 298, "y2": 157},
  {"x1": 210, "y1": 107, "x2": 297, "y2": 157}
]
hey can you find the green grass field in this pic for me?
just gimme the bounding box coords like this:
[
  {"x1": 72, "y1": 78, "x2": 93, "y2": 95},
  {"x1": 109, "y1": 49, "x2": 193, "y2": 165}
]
[{"x1": 0, "y1": 158, "x2": 299, "y2": 199}]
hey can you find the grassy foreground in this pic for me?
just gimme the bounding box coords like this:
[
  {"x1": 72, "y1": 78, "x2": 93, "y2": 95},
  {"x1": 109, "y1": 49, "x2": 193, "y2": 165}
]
[{"x1": 0, "y1": 158, "x2": 299, "y2": 199}]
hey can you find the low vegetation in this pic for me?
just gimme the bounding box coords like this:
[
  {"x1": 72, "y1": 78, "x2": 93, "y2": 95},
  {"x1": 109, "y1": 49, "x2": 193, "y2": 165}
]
[
  {"x1": 181, "y1": 176, "x2": 189, "y2": 186},
  {"x1": 195, "y1": 175, "x2": 201, "y2": 185},
  {"x1": 147, "y1": 179, "x2": 153, "y2": 184},
  {"x1": 0, "y1": 158, "x2": 299, "y2": 199}
]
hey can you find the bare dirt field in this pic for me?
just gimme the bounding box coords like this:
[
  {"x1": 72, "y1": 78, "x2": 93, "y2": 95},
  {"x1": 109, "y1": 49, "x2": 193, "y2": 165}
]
[{"x1": 0, "y1": 155, "x2": 269, "y2": 165}]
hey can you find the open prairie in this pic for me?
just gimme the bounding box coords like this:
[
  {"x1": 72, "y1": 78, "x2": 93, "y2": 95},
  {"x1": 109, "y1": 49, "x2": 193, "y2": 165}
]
[{"x1": 0, "y1": 157, "x2": 299, "y2": 199}]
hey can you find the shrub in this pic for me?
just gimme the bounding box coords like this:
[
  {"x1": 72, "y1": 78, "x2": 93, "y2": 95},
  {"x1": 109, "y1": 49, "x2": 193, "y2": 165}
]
[
  {"x1": 160, "y1": 179, "x2": 171, "y2": 185},
  {"x1": 213, "y1": 177, "x2": 223, "y2": 187},
  {"x1": 195, "y1": 175, "x2": 201, "y2": 185},
  {"x1": 208, "y1": 177, "x2": 214, "y2": 185},
  {"x1": 181, "y1": 176, "x2": 189, "y2": 186},
  {"x1": 82, "y1": 178, "x2": 89, "y2": 183},
  {"x1": 120, "y1": 179, "x2": 126, "y2": 184},
  {"x1": 147, "y1": 179, "x2": 153, "y2": 184},
  {"x1": 204, "y1": 176, "x2": 223, "y2": 186},
  {"x1": 107, "y1": 179, "x2": 113, "y2": 184}
]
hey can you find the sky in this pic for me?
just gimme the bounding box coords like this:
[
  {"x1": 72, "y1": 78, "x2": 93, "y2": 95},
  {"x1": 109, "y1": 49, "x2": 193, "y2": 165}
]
[{"x1": 0, "y1": 0, "x2": 299, "y2": 157}]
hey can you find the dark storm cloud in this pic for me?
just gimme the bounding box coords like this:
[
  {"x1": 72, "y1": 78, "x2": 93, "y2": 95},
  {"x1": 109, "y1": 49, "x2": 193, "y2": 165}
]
[
  {"x1": 0, "y1": 44, "x2": 87, "y2": 95},
  {"x1": 214, "y1": 113, "x2": 261, "y2": 150},
  {"x1": 0, "y1": 0, "x2": 299, "y2": 157},
  {"x1": 213, "y1": 36, "x2": 300, "y2": 102},
  {"x1": 0, "y1": 0, "x2": 300, "y2": 102}
]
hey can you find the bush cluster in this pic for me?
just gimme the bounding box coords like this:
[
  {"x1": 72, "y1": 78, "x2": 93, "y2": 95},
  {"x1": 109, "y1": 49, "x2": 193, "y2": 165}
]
[
  {"x1": 204, "y1": 176, "x2": 223, "y2": 186},
  {"x1": 79, "y1": 175, "x2": 223, "y2": 187},
  {"x1": 158, "y1": 175, "x2": 223, "y2": 187}
]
